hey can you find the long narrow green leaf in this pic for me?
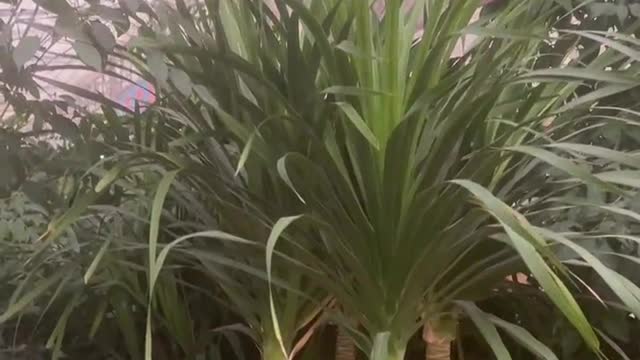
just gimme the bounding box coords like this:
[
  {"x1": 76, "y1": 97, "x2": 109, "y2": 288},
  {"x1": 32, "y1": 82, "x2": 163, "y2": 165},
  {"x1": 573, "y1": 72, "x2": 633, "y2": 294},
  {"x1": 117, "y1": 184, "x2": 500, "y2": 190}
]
[
  {"x1": 555, "y1": 84, "x2": 637, "y2": 113},
  {"x1": 546, "y1": 143, "x2": 640, "y2": 169},
  {"x1": 502, "y1": 225, "x2": 599, "y2": 351},
  {"x1": 84, "y1": 238, "x2": 112, "y2": 284},
  {"x1": 452, "y1": 180, "x2": 600, "y2": 351},
  {"x1": 539, "y1": 228, "x2": 640, "y2": 318},
  {"x1": 488, "y1": 314, "x2": 559, "y2": 360},
  {"x1": 89, "y1": 298, "x2": 109, "y2": 340},
  {"x1": 595, "y1": 170, "x2": 640, "y2": 187},
  {"x1": 562, "y1": 30, "x2": 640, "y2": 62},
  {"x1": 46, "y1": 292, "x2": 81, "y2": 360},
  {"x1": 0, "y1": 271, "x2": 66, "y2": 323},
  {"x1": 595, "y1": 327, "x2": 631, "y2": 360},
  {"x1": 507, "y1": 145, "x2": 620, "y2": 193},
  {"x1": 235, "y1": 131, "x2": 257, "y2": 176},
  {"x1": 519, "y1": 68, "x2": 638, "y2": 86},
  {"x1": 146, "y1": 169, "x2": 180, "y2": 360},
  {"x1": 336, "y1": 102, "x2": 380, "y2": 149},
  {"x1": 149, "y1": 170, "x2": 180, "y2": 275},
  {"x1": 457, "y1": 301, "x2": 512, "y2": 360},
  {"x1": 266, "y1": 215, "x2": 304, "y2": 358}
]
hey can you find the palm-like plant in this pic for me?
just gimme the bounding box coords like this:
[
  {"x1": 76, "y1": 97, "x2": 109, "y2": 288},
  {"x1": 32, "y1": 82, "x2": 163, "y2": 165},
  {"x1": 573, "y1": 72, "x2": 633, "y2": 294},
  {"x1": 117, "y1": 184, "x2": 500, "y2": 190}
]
[
  {"x1": 23, "y1": 0, "x2": 640, "y2": 359},
  {"x1": 182, "y1": 1, "x2": 640, "y2": 359}
]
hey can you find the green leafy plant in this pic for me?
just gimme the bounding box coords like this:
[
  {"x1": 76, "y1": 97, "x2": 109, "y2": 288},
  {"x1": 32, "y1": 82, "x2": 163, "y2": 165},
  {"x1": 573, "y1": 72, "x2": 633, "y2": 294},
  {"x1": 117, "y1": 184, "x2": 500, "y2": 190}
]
[
  {"x1": 6, "y1": 1, "x2": 640, "y2": 360},
  {"x1": 129, "y1": 1, "x2": 640, "y2": 359}
]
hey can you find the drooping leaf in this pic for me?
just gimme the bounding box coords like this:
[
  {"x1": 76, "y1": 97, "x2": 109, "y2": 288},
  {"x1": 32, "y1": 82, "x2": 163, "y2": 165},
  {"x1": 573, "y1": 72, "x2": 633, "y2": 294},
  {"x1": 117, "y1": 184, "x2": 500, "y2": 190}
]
[
  {"x1": 457, "y1": 301, "x2": 512, "y2": 360},
  {"x1": 520, "y1": 68, "x2": 638, "y2": 86},
  {"x1": 539, "y1": 228, "x2": 640, "y2": 319},
  {"x1": 546, "y1": 143, "x2": 640, "y2": 169},
  {"x1": 145, "y1": 170, "x2": 180, "y2": 360},
  {"x1": 266, "y1": 215, "x2": 304, "y2": 358},
  {"x1": 488, "y1": 314, "x2": 559, "y2": 360},
  {"x1": 507, "y1": 146, "x2": 618, "y2": 193},
  {"x1": 452, "y1": 180, "x2": 600, "y2": 351}
]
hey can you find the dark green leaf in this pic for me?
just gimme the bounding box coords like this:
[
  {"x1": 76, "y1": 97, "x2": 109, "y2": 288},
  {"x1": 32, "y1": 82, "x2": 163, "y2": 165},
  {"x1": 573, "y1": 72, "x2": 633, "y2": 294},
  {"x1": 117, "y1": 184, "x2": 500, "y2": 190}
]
[
  {"x1": 12, "y1": 36, "x2": 40, "y2": 68},
  {"x1": 335, "y1": 102, "x2": 379, "y2": 149},
  {"x1": 457, "y1": 301, "x2": 512, "y2": 360},
  {"x1": 489, "y1": 314, "x2": 559, "y2": 360},
  {"x1": 72, "y1": 41, "x2": 102, "y2": 71},
  {"x1": 90, "y1": 20, "x2": 116, "y2": 51},
  {"x1": 193, "y1": 85, "x2": 217, "y2": 106},
  {"x1": 169, "y1": 68, "x2": 192, "y2": 97},
  {"x1": 147, "y1": 51, "x2": 168, "y2": 84}
]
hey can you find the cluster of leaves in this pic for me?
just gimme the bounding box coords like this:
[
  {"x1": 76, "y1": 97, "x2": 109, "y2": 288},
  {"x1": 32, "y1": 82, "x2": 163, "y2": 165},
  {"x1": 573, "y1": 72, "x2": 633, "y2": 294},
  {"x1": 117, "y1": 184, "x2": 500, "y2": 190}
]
[
  {"x1": 0, "y1": 113, "x2": 256, "y2": 359},
  {"x1": 0, "y1": 0, "x2": 145, "y2": 122},
  {"x1": 4, "y1": 1, "x2": 640, "y2": 360},
  {"x1": 0, "y1": 3, "x2": 258, "y2": 356},
  {"x1": 89, "y1": 1, "x2": 640, "y2": 359},
  {"x1": 460, "y1": 2, "x2": 640, "y2": 358}
]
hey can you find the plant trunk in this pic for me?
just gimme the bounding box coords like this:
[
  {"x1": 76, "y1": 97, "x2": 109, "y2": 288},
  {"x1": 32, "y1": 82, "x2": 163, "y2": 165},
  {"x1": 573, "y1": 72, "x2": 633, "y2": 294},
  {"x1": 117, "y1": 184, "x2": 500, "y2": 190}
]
[
  {"x1": 263, "y1": 339, "x2": 287, "y2": 360},
  {"x1": 423, "y1": 321, "x2": 455, "y2": 360},
  {"x1": 370, "y1": 334, "x2": 407, "y2": 360},
  {"x1": 387, "y1": 349, "x2": 406, "y2": 360},
  {"x1": 335, "y1": 324, "x2": 357, "y2": 360}
]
